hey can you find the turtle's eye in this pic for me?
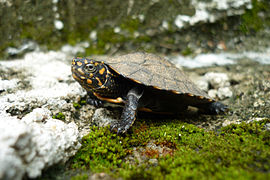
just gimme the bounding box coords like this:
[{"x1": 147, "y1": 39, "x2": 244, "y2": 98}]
[{"x1": 85, "y1": 64, "x2": 96, "y2": 73}]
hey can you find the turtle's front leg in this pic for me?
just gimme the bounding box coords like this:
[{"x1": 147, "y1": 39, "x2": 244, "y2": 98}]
[
  {"x1": 86, "y1": 91, "x2": 103, "y2": 107},
  {"x1": 111, "y1": 88, "x2": 143, "y2": 134}
]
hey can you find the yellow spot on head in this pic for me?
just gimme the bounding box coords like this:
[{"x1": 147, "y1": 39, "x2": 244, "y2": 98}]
[
  {"x1": 77, "y1": 62, "x2": 83, "y2": 66},
  {"x1": 187, "y1": 93, "x2": 194, "y2": 96},
  {"x1": 94, "y1": 62, "x2": 99, "y2": 66},
  {"x1": 84, "y1": 59, "x2": 88, "y2": 64},
  {"x1": 90, "y1": 73, "x2": 93, "y2": 78},
  {"x1": 72, "y1": 73, "x2": 81, "y2": 81},
  {"x1": 77, "y1": 68, "x2": 85, "y2": 75},
  {"x1": 208, "y1": 99, "x2": 214, "y2": 102},
  {"x1": 95, "y1": 77, "x2": 103, "y2": 86},
  {"x1": 99, "y1": 68, "x2": 105, "y2": 75},
  {"x1": 87, "y1": 79, "x2": 92, "y2": 84},
  {"x1": 80, "y1": 76, "x2": 86, "y2": 80},
  {"x1": 72, "y1": 59, "x2": 76, "y2": 65},
  {"x1": 101, "y1": 61, "x2": 104, "y2": 64}
]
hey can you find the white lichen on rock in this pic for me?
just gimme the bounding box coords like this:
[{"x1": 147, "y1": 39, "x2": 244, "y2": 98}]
[
  {"x1": 0, "y1": 109, "x2": 81, "y2": 179},
  {"x1": 175, "y1": 0, "x2": 251, "y2": 28},
  {"x1": 0, "y1": 51, "x2": 84, "y2": 179}
]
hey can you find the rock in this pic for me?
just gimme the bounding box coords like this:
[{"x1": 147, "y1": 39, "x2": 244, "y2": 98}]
[
  {"x1": 222, "y1": 119, "x2": 241, "y2": 127},
  {"x1": 253, "y1": 99, "x2": 265, "y2": 108},
  {"x1": 222, "y1": 117, "x2": 269, "y2": 128},
  {"x1": 21, "y1": 108, "x2": 51, "y2": 123},
  {"x1": 204, "y1": 72, "x2": 230, "y2": 89},
  {"x1": 174, "y1": 0, "x2": 251, "y2": 29},
  {"x1": 217, "y1": 87, "x2": 233, "y2": 99},
  {"x1": 89, "y1": 172, "x2": 114, "y2": 180},
  {"x1": 246, "y1": 117, "x2": 269, "y2": 124},
  {"x1": 0, "y1": 109, "x2": 81, "y2": 179},
  {"x1": 0, "y1": 79, "x2": 18, "y2": 92},
  {"x1": 208, "y1": 89, "x2": 218, "y2": 99},
  {"x1": 196, "y1": 79, "x2": 209, "y2": 92},
  {"x1": 148, "y1": 158, "x2": 158, "y2": 166},
  {"x1": 125, "y1": 140, "x2": 174, "y2": 166},
  {"x1": 61, "y1": 42, "x2": 89, "y2": 55},
  {"x1": 196, "y1": 72, "x2": 233, "y2": 100},
  {"x1": 92, "y1": 108, "x2": 119, "y2": 127},
  {"x1": 264, "y1": 123, "x2": 270, "y2": 131},
  {"x1": 0, "y1": 51, "x2": 85, "y2": 179},
  {"x1": 6, "y1": 41, "x2": 38, "y2": 57},
  {"x1": 1, "y1": 0, "x2": 255, "y2": 58}
]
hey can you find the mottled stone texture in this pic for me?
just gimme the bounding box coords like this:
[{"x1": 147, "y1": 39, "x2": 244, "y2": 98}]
[{"x1": 0, "y1": 0, "x2": 256, "y2": 57}]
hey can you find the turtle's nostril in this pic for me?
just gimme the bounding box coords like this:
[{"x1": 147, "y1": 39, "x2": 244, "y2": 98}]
[{"x1": 72, "y1": 58, "x2": 78, "y2": 65}]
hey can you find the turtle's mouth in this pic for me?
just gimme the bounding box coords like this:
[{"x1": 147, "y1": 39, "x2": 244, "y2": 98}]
[{"x1": 71, "y1": 67, "x2": 86, "y2": 83}]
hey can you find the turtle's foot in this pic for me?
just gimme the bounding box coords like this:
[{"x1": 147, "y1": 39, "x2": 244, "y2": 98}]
[
  {"x1": 86, "y1": 91, "x2": 104, "y2": 107},
  {"x1": 110, "y1": 118, "x2": 135, "y2": 134},
  {"x1": 206, "y1": 102, "x2": 228, "y2": 114},
  {"x1": 111, "y1": 100, "x2": 137, "y2": 134},
  {"x1": 111, "y1": 87, "x2": 142, "y2": 134},
  {"x1": 86, "y1": 97, "x2": 103, "y2": 107}
]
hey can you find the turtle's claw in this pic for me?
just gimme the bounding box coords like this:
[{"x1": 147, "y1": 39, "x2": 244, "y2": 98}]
[
  {"x1": 208, "y1": 102, "x2": 228, "y2": 114},
  {"x1": 110, "y1": 122, "x2": 129, "y2": 134},
  {"x1": 87, "y1": 98, "x2": 103, "y2": 107}
]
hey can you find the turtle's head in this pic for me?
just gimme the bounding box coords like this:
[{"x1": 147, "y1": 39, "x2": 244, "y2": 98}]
[{"x1": 71, "y1": 57, "x2": 109, "y2": 90}]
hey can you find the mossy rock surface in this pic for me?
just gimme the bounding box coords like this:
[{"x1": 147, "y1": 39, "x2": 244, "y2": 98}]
[
  {"x1": 1, "y1": 0, "x2": 270, "y2": 58},
  {"x1": 67, "y1": 118, "x2": 270, "y2": 180}
]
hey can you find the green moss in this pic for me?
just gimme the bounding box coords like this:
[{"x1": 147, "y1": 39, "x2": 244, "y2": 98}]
[
  {"x1": 181, "y1": 47, "x2": 193, "y2": 56},
  {"x1": 120, "y1": 17, "x2": 141, "y2": 34},
  {"x1": 70, "y1": 118, "x2": 270, "y2": 179},
  {"x1": 73, "y1": 98, "x2": 87, "y2": 109},
  {"x1": 240, "y1": 0, "x2": 269, "y2": 33},
  {"x1": 71, "y1": 174, "x2": 89, "y2": 180},
  {"x1": 70, "y1": 126, "x2": 129, "y2": 171},
  {"x1": 52, "y1": 112, "x2": 65, "y2": 120},
  {"x1": 73, "y1": 103, "x2": 81, "y2": 109}
]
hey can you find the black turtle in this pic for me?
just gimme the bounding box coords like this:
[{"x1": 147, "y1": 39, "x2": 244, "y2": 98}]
[{"x1": 71, "y1": 52, "x2": 227, "y2": 133}]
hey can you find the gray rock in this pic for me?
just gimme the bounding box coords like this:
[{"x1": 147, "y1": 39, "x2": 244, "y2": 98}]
[
  {"x1": 264, "y1": 123, "x2": 270, "y2": 131},
  {"x1": 204, "y1": 72, "x2": 230, "y2": 89},
  {"x1": 217, "y1": 87, "x2": 233, "y2": 99},
  {"x1": 0, "y1": 51, "x2": 84, "y2": 179},
  {"x1": 89, "y1": 172, "x2": 114, "y2": 180},
  {"x1": 92, "y1": 108, "x2": 119, "y2": 128},
  {"x1": 148, "y1": 158, "x2": 158, "y2": 166},
  {"x1": 197, "y1": 72, "x2": 233, "y2": 100},
  {"x1": 0, "y1": 108, "x2": 81, "y2": 179},
  {"x1": 6, "y1": 41, "x2": 38, "y2": 57},
  {"x1": 174, "y1": 0, "x2": 251, "y2": 29}
]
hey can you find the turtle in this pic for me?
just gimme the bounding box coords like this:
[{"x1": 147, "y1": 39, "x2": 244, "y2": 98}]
[{"x1": 71, "y1": 52, "x2": 227, "y2": 133}]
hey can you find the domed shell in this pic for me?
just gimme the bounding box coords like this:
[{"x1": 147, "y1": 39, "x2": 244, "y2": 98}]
[{"x1": 104, "y1": 52, "x2": 212, "y2": 101}]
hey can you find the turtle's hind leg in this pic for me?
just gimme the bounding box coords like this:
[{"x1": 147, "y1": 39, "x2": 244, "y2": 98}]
[
  {"x1": 199, "y1": 102, "x2": 228, "y2": 115},
  {"x1": 111, "y1": 88, "x2": 143, "y2": 134}
]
